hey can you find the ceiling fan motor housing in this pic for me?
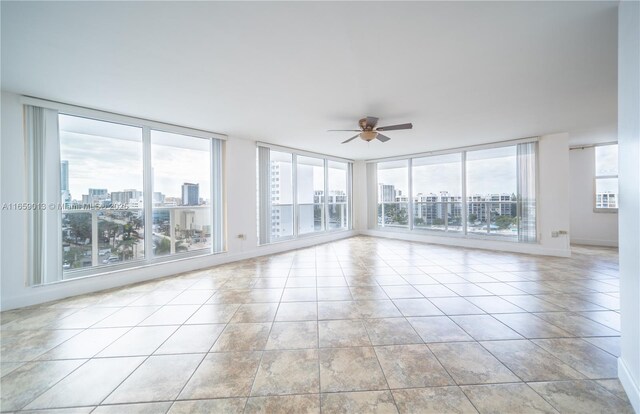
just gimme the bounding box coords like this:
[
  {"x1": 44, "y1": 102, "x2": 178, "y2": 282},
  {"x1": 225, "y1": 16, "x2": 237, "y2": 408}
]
[{"x1": 360, "y1": 131, "x2": 378, "y2": 141}]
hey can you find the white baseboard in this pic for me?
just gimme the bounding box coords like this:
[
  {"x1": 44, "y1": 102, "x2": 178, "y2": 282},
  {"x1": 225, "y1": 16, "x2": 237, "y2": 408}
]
[
  {"x1": 361, "y1": 229, "x2": 572, "y2": 257},
  {"x1": 571, "y1": 238, "x2": 619, "y2": 247},
  {"x1": 0, "y1": 230, "x2": 357, "y2": 311},
  {"x1": 619, "y1": 357, "x2": 640, "y2": 413}
]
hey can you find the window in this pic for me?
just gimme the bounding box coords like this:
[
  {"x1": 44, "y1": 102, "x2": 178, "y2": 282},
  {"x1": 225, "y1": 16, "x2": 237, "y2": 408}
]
[
  {"x1": 270, "y1": 151, "x2": 294, "y2": 240},
  {"x1": 377, "y1": 160, "x2": 409, "y2": 228},
  {"x1": 594, "y1": 144, "x2": 618, "y2": 211},
  {"x1": 412, "y1": 153, "x2": 462, "y2": 232},
  {"x1": 374, "y1": 141, "x2": 537, "y2": 242},
  {"x1": 257, "y1": 146, "x2": 352, "y2": 244},
  {"x1": 297, "y1": 156, "x2": 325, "y2": 235},
  {"x1": 60, "y1": 115, "x2": 145, "y2": 272},
  {"x1": 24, "y1": 102, "x2": 224, "y2": 285},
  {"x1": 327, "y1": 160, "x2": 349, "y2": 230},
  {"x1": 151, "y1": 130, "x2": 213, "y2": 256},
  {"x1": 466, "y1": 146, "x2": 517, "y2": 237}
]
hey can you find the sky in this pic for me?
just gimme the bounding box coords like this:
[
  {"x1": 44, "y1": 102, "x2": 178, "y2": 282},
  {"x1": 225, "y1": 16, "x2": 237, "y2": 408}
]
[
  {"x1": 378, "y1": 149, "x2": 517, "y2": 197},
  {"x1": 59, "y1": 116, "x2": 211, "y2": 201}
]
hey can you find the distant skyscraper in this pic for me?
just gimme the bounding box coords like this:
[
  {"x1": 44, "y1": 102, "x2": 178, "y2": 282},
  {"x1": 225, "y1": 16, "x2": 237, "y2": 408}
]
[
  {"x1": 378, "y1": 184, "x2": 395, "y2": 202},
  {"x1": 60, "y1": 161, "x2": 69, "y2": 191},
  {"x1": 60, "y1": 160, "x2": 71, "y2": 204},
  {"x1": 182, "y1": 183, "x2": 199, "y2": 206}
]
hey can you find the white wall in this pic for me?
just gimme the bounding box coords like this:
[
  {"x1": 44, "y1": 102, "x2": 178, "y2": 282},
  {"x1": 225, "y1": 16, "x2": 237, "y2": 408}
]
[
  {"x1": 569, "y1": 147, "x2": 618, "y2": 246},
  {"x1": 360, "y1": 133, "x2": 572, "y2": 257},
  {"x1": 0, "y1": 91, "x2": 356, "y2": 311},
  {"x1": 617, "y1": 1, "x2": 640, "y2": 411}
]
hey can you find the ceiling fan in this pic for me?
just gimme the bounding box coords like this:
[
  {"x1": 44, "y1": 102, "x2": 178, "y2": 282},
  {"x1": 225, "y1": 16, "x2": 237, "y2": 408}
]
[{"x1": 329, "y1": 116, "x2": 413, "y2": 144}]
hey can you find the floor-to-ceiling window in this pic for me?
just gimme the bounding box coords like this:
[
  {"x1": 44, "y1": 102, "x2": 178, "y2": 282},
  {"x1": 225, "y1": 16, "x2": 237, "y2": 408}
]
[
  {"x1": 374, "y1": 140, "x2": 537, "y2": 242},
  {"x1": 377, "y1": 160, "x2": 409, "y2": 228},
  {"x1": 594, "y1": 143, "x2": 618, "y2": 211},
  {"x1": 24, "y1": 102, "x2": 225, "y2": 285},
  {"x1": 257, "y1": 145, "x2": 352, "y2": 245},
  {"x1": 412, "y1": 153, "x2": 463, "y2": 233},
  {"x1": 466, "y1": 146, "x2": 518, "y2": 237}
]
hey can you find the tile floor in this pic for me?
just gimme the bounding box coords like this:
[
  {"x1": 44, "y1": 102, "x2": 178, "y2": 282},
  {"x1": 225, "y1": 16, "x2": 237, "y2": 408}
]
[{"x1": 0, "y1": 236, "x2": 633, "y2": 413}]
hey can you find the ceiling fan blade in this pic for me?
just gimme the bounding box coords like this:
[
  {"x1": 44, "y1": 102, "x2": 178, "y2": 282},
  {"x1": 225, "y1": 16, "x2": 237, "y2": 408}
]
[
  {"x1": 376, "y1": 133, "x2": 391, "y2": 142},
  {"x1": 328, "y1": 129, "x2": 361, "y2": 132},
  {"x1": 376, "y1": 123, "x2": 413, "y2": 131},
  {"x1": 341, "y1": 134, "x2": 360, "y2": 144},
  {"x1": 365, "y1": 116, "x2": 379, "y2": 128}
]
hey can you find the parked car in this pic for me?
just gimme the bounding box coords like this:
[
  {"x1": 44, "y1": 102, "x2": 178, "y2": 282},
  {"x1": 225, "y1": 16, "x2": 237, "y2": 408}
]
[{"x1": 102, "y1": 256, "x2": 120, "y2": 264}]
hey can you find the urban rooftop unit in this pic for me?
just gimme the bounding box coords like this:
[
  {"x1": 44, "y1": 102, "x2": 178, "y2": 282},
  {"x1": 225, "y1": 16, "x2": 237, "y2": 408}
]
[{"x1": 1, "y1": 2, "x2": 638, "y2": 414}]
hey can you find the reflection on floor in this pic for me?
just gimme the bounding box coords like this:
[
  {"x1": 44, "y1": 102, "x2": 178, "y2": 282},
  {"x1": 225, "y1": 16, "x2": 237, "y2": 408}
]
[{"x1": 0, "y1": 236, "x2": 632, "y2": 413}]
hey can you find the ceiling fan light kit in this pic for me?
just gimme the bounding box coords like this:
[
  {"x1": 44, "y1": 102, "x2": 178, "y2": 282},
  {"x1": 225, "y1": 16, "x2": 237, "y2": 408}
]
[{"x1": 329, "y1": 116, "x2": 413, "y2": 144}]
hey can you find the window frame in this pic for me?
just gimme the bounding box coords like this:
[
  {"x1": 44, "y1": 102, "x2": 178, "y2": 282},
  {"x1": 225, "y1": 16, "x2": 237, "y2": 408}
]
[
  {"x1": 593, "y1": 143, "x2": 619, "y2": 213},
  {"x1": 23, "y1": 97, "x2": 227, "y2": 282},
  {"x1": 257, "y1": 143, "x2": 353, "y2": 245}
]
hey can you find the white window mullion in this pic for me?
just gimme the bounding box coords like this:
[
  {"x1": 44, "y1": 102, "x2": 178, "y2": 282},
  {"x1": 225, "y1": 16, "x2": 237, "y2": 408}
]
[
  {"x1": 461, "y1": 151, "x2": 468, "y2": 235},
  {"x1": 292, "y1": 153, "x2": 298, "y2": 238},
  {"x1": 142, "y1": 126, "x2": 153, "y2": 260}
]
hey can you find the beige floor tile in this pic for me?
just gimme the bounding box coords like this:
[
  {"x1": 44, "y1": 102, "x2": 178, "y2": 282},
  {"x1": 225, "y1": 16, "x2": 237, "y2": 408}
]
[
  {"x1": 529, "y1": 380, "x2": 634, "y2": 414},
  {"x1": 461, "y1": 383, "x2": 558, "y2": 414},
  {"x1": 0, "y1": 329, "x2": 82, "y2": 362},
  {"x1": 594, "y1": 378, "x2": 631, "y2": 402},
  {"x1": 465, "y1": 296, "x2": 525, "y2": 313},
  {"x1": 393, "y1": 298, "x2": 443, "y2": 317},
  {"x1": 319, "y1": 347, "x2": 387, "y2": 392},
  {"x1": 266, "y1": 321, "x2": 318, "y2": 350},
  {"x1": 92, "y1": 306, "x2": 161, "y2": 328},
  {"x1": 532, "y1": 338, "x2": 618, "y2": 379},
  {"x1": 275, "y1": 302, "x2": 317, "y2": 321},
  {"x1": 363, "y1": 318, "x2": 422, "y2": 345},
  {"x1": 138, "y1": 305, "x2": 200, "y2": 326},
  {"x1": 38, "y1": 328, "x2": 129, "y2": 360},
  {"x1": 93, "y1": 402, "x2": 172, "y2": 414},
  {"x1": 317, "y1": 287, "x2": 352, "y2": 301},
  {"x1": 533, "y1": 312, "x2": 620, "y2": 337},
  {"x1": 408, "y1": 316, "x2": 473, "y2": 342},
  {"x1": 167, "y1": 289, "x2": 216, "y2": 305},
  {"x1": 430, "y1": 297, "x2": 485, "y2": 315},
  {"x1": 98, "y1": 326, "x2": 178, "y2": 357},
  {"x1": 25, "y1": 357, "x2": 144, "y2": 409},
  {"x1": 493, "y1": 313, "x2": 572, "y2": 339},
  {"x1": 230, "y1": 303, "x2": 279, "y2": 323},
  {"x1": 429, "y1": 342, "x2": 519, "y2": 385},
  {"x1": 374, "y1": 344, "x2": 453, "y2": 388},
  {"x1": 0, "y1": 359, "x2": 85, "y2": 411},
  {"x1": 281, "y1": 288, "x2": 317, "y2": 302},
  {"x1": 186, "y1": 304, "x2": 240, "y2": 324},
  {"x1": 321, "y1": 390, "x2": 398, "y2": 413},
  {"x1": 178, "y1": 351, "x2": 261, "y2": 399},
  {"x1": 211, "y1": 323, "x2": 271, "y2": 352},
  {"x1": 450, "y1": 315, "x2": 523, "y2": 341},
  {"x1": 245, "y1": 394, "x2": 320, "y2": 414},
  {"x1": 480, "y1": 340, "x2": 584, "y2": 381},
  {"x1": 168, "y1": 398, "x2": 245, "y2": 413},
  {"x1": 318, "y1": 320, "x2": 371, "y2": 348},
  {"x1": 392, "y1": 387, "x2": 478, "y2": 414},
  {"x1": 103, "y1": 354, "x2": 203, "y2": 404},
  {"x1": 155, "y1": 324, "x2": 225, "y2": 354},
  {"x1": 251, "y1": 349, "x2": 319, "y2": 395}
]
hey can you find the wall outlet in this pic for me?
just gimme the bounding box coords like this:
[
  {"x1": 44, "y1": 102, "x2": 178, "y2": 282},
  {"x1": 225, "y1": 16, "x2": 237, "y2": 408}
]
[
  {"x1": 237, "y1": 234, "x2": 246, "y2": 240},
  {"x1": 558, "y1": 230, "x2": 568, "y2": 235},
  {"x1": 551, "y1": 231, "x2": 559, "y2": 238}
]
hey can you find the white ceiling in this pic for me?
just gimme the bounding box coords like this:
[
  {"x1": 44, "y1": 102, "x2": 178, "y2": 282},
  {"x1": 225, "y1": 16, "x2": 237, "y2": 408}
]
[{"x1": 1, "y1": 1, "x2": 618, "y2": 160}]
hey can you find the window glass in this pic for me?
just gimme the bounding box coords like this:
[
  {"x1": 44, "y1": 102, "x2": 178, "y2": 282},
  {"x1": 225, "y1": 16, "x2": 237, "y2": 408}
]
[
  {"x1": 412, "y1": 153, "x2": 462, "y2": 232},
  {"x1": 377, "y1": 160, "x2": 409, "y2": 227},
  {"x1": 297, "y1": 156, "x2": 325, "y2": 234},
  {"x1": 59, "y1": 114, "x2": 144, "y2": 274},
  {"x1": 466, "y1": 146, "x2": 517, "y2": 237},
  {"x1": 270, "y1": 151, "x2": 294, "y2": 239},
  {"x1": 151, "y1": 130, "x2": 212, "y2": 256},
  {"x1": 328, "y1": 161, "x2": 349, "y2": 230},
  {"x1": 595, "y1": 144, "x2": 618, "y2": 210}
]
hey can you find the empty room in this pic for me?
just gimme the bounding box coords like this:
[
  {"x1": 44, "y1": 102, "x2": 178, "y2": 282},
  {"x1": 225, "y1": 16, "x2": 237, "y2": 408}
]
[{"x1": 1, "y1": 1, "x2": 639, "y2": 413}]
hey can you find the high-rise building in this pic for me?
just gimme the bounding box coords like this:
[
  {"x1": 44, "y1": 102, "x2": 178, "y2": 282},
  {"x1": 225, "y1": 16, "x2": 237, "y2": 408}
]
[
  {"x1": 181, "y1": 183, "x2": 199, "y2": 206},
  {"x1": 111, "y1": 189, "x2": 142, "y2": 205},
  {"x1": 60, "y1": 160, "x2": 71, "y2": 205},
  {"x1": 378, "y1": 184, "x2": 395, "y2": 202}
]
